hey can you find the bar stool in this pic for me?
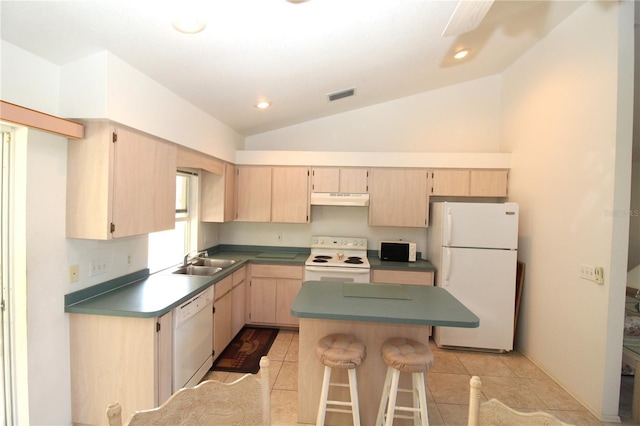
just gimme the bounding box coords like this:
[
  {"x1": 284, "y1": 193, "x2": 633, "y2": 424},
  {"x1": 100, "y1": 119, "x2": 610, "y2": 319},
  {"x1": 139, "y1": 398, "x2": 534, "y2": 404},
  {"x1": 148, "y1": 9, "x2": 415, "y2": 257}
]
[
  {"x1": 375, "y1": 337, "x2": 433, "y2": 426},
  {"x1": 315, "y1": 333, "x2": 366, "y2": 426}
]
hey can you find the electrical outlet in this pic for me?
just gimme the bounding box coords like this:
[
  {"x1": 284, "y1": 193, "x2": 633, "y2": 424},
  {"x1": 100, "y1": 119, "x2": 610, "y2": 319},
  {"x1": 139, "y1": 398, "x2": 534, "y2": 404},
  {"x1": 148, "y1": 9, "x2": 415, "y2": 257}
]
[
  {"x1": 594, "y1": 266, "x2": 604, "y2": 284},
  {"x1": 276, "y1": 233, "x2": 282, "y2": 242},
  {"x1": 69, "y1": 264, "x2": 79, "y2": 283},
  {"x1": 90, "y1": 258, "x2": 109, "y2": 277},
  {"x1": 126, "y1": 254, "x2": 132, "y2": 265},
  {"x1": 579, "y1": 264, "x2": 604, "y2": 284}
]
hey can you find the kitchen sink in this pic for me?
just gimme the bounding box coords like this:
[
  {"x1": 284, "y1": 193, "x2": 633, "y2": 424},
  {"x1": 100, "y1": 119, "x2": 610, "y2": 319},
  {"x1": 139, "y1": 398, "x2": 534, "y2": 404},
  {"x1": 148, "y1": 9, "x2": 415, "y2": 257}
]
[
  {"x1": 172, "y1": 265, "x2": 223, "y2": 276},
  {"x1": 191, "y1": 258, "x2": 237, "y2": 269}
]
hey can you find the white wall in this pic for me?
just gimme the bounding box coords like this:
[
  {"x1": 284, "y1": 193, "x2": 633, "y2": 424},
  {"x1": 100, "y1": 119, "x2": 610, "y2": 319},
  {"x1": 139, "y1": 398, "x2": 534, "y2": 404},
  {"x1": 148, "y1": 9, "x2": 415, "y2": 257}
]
[
  {"x1": 59, "y1": 51, "x2": 244, "y2": 163},
  {"x1": 245, "y1": 75, "x2": 502, "y2": 153},
  {"x1": 0, "y1": 41, "x2": 245, "y2": 424},
  {"x1": 24, "y1": 129, "x2": 72, "y2": 425},
  {"x1": 0, "y1": 41, "x2": 60, "y2": 114},
  {"x1": 501, "y1": 1, "x2": 633, "y2": 420}
]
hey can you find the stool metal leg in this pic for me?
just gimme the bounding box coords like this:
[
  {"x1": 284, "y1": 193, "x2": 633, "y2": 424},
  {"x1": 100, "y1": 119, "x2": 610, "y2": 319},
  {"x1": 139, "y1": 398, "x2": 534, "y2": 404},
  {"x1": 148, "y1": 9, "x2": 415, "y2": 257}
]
[
  {"x1": 384, "y1": 369, "x2": 401, "y2": 426},
  {"x1": 376, "y1": 367, "x2": 393, "y2": 426},
  {"x1": 316, "y1": 365, "x2": 332, "y2": 426},
  {"x1": 347, "y1": 368, "x2": 361, "y2": 426}
]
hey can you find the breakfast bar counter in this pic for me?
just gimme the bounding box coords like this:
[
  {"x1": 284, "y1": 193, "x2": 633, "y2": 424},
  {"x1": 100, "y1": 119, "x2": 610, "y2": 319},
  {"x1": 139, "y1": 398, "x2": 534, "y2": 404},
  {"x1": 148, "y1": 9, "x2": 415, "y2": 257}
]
[{"x1": 291, "y1": 281, "x2": 479, "y2": 425}]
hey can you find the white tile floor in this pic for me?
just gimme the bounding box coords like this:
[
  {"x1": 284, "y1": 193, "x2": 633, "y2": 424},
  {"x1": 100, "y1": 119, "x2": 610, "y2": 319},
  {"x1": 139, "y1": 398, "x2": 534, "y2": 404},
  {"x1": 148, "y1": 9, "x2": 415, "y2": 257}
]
[{"x1": 204, "y1": 330, "x2": 639, "y2": 425}]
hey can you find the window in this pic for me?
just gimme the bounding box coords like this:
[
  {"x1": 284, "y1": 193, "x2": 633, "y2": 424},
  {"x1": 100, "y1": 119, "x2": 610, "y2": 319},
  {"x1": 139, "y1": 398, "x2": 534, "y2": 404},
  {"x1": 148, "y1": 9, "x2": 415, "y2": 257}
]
[{"x1": 148, "y1": 171, "x2": 198, "y2": 273}]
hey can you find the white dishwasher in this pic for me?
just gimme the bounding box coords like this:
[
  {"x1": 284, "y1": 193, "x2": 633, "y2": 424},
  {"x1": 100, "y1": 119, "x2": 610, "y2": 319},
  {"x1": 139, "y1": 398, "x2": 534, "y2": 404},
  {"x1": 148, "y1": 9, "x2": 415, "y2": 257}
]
[{"x1": 173, "y1": 286, "x2": 214, "y2": 391}]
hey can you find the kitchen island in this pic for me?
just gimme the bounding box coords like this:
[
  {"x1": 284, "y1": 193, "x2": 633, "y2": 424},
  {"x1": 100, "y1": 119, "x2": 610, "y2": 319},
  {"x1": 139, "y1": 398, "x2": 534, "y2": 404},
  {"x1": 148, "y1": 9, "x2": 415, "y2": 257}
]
[{"x1": 291, "y1": 281, "x2": 479, "y2": 425}]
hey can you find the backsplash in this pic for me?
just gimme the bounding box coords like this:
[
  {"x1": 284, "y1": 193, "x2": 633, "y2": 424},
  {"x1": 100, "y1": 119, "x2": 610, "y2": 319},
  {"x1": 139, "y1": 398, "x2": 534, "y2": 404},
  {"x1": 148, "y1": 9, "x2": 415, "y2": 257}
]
[{"x1": 217, "y1": 206, "x2": 428, "y2": 259}]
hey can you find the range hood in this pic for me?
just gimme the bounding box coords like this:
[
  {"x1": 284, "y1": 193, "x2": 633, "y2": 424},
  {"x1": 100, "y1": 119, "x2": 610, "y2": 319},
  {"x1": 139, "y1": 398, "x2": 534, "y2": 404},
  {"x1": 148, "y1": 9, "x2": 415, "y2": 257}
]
[{"x1": 310, "y1": 192, "x2": 370, "y2": 207}]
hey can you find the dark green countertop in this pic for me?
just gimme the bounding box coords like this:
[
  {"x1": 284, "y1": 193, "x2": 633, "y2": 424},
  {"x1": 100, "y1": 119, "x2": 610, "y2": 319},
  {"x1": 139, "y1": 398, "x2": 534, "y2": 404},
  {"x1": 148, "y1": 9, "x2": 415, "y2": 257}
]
[
  {"x1": 291, "y1": 281, "x2": 478, "y2": 327},
  {"x1": 64, "y1": 246, "x2": 436, "y2": 319}
]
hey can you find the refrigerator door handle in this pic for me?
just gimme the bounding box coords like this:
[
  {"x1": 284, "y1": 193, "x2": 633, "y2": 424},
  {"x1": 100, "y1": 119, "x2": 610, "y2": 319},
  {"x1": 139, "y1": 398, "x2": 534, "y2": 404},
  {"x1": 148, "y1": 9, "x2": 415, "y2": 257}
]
[
  {"x1": 444, "y1": 247, "x2": 452, "y2": 284},
  {"x1": 446, "y1": 210, "x2": 452, "y2": 246}
]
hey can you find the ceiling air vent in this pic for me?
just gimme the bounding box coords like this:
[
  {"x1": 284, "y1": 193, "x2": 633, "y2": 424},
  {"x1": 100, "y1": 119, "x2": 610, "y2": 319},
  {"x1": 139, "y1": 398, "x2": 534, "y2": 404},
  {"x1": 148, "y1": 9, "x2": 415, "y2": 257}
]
[{"x1": 327, "y1": 88, "x2": 356, "y2": 102}]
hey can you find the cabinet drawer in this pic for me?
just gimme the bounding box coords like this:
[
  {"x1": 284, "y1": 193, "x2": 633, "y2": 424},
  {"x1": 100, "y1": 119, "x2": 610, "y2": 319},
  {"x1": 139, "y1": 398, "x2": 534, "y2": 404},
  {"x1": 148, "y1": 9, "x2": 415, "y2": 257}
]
[
  {"x1": 371, "y1": 270, "x2": 433, "y2": 286},
  {"x1": 250, "y1": 264, "x2": 303, "y2": 280},
  {"x1": 232, "y1": 268, "x2": 245, "y2": 286}
]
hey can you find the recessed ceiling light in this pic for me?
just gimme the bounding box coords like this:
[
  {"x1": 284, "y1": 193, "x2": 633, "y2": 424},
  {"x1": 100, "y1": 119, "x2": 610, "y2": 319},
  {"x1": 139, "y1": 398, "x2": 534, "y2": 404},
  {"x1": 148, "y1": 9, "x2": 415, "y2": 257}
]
[
  {"x1": 255, "y1": 101, "x2": 271, "y2": 110},
  {"x1": 454, "y1": 49, "x2": 470, "y2": 59},
  {"x1": 172, "y1": 19, "x2": 206, "y2": 34}
]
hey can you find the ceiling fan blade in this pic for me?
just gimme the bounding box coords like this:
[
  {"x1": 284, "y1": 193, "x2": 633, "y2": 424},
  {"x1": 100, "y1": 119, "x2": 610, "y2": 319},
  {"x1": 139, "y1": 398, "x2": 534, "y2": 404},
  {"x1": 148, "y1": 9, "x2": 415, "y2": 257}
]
[{"x1": 442, "y1": 0, "x2": 495, "y2": 37}]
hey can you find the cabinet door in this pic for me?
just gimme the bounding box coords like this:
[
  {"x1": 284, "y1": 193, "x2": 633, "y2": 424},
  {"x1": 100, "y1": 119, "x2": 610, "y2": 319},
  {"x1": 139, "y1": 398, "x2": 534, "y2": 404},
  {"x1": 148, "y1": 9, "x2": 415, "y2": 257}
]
[
  {"x1": 236, "y1": 166, "x2": 272, "y2": 222},
  {"x1": 213, "y1": 292, "x2": 232, "y2": 360},
  {"x1": 156, "y1": 312, "x2": 173, "y2": 405},
  {"x1": 469, "y1": 170, "x2": 509, "y2": 197},
  {"x1": 249, "y1": 277, "x2": 277, "y2": 324},
  {"x1": 340, "y1": 168, "x2": 369, "y2": 193},
  {"x1": 311, "y1": 167, "x2": 340, "y2": 192},
  {"x1": 201, "y1": 163, "x2": 236, "y2": 223},
  {"x1": 223, "y1": 164, "x2": 236, "y2": 221},
  {"x1": 112, "y1": 126, "x2": 177, "y2": 238},
  {"x1": 311, "y1": 167, "x2": 368, "y2": 193},
  {"x1": 369, "y1": 169, "x2": 429, "y2": 227},
  {"x1": 213, "y1": 276, "x2": 233, "y2": 359},
  {"x1": 430, "y1": 170, "x2": 470, "y2": 196},
  {"x1": 231, "y1": 267, "x2": 246, "y2": 337},
  {"x1": 275, "y1": 279, "x2": 302, "y2": 326},
  {"x1": 272, "y1": 167, "x2": 309, "y2": 223}
]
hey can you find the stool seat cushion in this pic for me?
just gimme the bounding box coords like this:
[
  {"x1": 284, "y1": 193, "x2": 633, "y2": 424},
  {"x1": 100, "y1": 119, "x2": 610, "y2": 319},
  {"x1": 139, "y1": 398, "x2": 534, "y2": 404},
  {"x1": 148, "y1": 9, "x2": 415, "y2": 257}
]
[
  {"x1": 380, "y1": 337, "x2": 433, "y2": 373},
  {"x1": 316, "y1": 334, "x2": 366, "y2": 369}
]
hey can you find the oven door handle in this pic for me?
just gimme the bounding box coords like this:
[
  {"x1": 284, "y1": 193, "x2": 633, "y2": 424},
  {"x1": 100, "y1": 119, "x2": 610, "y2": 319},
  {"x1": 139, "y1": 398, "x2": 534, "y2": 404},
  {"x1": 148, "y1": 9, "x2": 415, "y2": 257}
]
[{"x1": 304, "y1": 266, "x2": 370, "y2": 274}]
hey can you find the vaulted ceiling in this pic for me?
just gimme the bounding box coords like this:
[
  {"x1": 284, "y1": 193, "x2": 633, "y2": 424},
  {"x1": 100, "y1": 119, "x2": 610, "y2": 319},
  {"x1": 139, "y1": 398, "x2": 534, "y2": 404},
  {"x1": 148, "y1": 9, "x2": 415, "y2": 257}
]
[{"x1": 0, "y1": 0, "x2": 618, "y2": 137}]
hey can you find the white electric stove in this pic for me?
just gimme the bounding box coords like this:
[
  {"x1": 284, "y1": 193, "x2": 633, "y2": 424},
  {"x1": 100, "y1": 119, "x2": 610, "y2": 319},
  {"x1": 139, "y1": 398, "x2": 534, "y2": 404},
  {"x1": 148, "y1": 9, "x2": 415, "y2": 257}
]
[{"x1": 304, "y1": 236, "x2": 371, "y2": 283}]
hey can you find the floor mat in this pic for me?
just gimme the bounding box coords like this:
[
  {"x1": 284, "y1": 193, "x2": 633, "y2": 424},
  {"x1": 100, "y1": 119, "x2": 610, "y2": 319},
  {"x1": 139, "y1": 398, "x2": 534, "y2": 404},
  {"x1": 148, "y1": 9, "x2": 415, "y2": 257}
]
[{"x1": 211, "y1": 326, "x2": 278, "y2": 374}]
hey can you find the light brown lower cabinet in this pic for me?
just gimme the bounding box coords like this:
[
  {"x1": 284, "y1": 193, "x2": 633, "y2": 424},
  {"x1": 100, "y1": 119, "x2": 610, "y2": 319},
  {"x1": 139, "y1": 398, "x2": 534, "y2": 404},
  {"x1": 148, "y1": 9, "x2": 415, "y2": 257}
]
[
  {"x1": 248, "y1": 264, "x2": 303, "y2": 326},
  {"x1": 69, "y1": 312, "x2": 172, "y2": 426},
  {"x1": 213, "y1": 275, "x2": 233, "y2": 361},
  {"x1": 371, "y1": 269, "x2": 434, "y2": 335},
  {"x1": 231, "y1": 267, "x2": 246, "y2": 338}
]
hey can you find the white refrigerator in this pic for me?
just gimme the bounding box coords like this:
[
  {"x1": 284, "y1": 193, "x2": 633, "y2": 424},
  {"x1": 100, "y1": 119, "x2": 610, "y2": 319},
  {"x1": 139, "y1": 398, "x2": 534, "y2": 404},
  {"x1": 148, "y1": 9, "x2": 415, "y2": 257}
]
[{"x1": 427, "y1": 202, "x2": 519, "y2": 352}]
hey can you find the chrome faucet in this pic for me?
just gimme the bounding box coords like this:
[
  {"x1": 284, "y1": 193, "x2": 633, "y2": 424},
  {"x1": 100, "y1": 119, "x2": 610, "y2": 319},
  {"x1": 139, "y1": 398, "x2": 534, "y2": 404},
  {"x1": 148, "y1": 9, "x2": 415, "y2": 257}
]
[{"x1": 183, "y1": 250, "x2": 208, "y2": 266}]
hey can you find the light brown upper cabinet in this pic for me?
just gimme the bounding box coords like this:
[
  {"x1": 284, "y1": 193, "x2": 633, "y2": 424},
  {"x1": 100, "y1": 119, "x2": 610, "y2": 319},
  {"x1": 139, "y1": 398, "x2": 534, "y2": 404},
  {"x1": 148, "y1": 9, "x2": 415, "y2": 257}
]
[
  {"x1": 469, "y1": 169, "x2": 509, "y2": 197},
  {"x1": 368, "y1": 168, "x2": 429, "y2": 227},
  {"x1": 429, "y1": 170, "x2": 469, "y2": 196},
  {"x1": 66, "y1": 121, "x2": 177, "y2": 239},
  {"x1": 201, "y1": 163, "x2": 236, "y2": 223},
  {"x1": 271, "y1": 166, "x2": 310, "y2": 223},
  {"x1": 311, "y1": 167, "x2": 369, "y2": 193},
  {"x1": 235, "y1": 166, "x2": 309, "y2": 223},
  {"x1": 235, "y1": 166, "x2": 272, "y2": 222},
  {"x1": 429, "y1": 169, "x2": 509, "y2": 197}
]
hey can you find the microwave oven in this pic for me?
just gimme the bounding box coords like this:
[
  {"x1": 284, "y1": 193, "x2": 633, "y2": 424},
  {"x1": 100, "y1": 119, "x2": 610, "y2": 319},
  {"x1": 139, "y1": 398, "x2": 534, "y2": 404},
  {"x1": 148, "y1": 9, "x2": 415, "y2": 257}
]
[{"x1": 378, "y1": 241, "x2": 417, "y2": 262}]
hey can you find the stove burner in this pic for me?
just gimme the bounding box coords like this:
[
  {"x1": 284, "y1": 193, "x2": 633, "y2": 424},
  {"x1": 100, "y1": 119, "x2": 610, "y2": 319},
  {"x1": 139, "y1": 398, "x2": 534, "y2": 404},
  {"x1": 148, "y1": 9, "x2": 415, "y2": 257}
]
[
  {"x1": 314, "y1": 255, "x2": 332, "y2": 260},
  {"x1": 345, "y1": 257, "x2": 364, "y2": 264},
  {"x1": 313, "y1": 259, "x2": 328, "y2": 263}
]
